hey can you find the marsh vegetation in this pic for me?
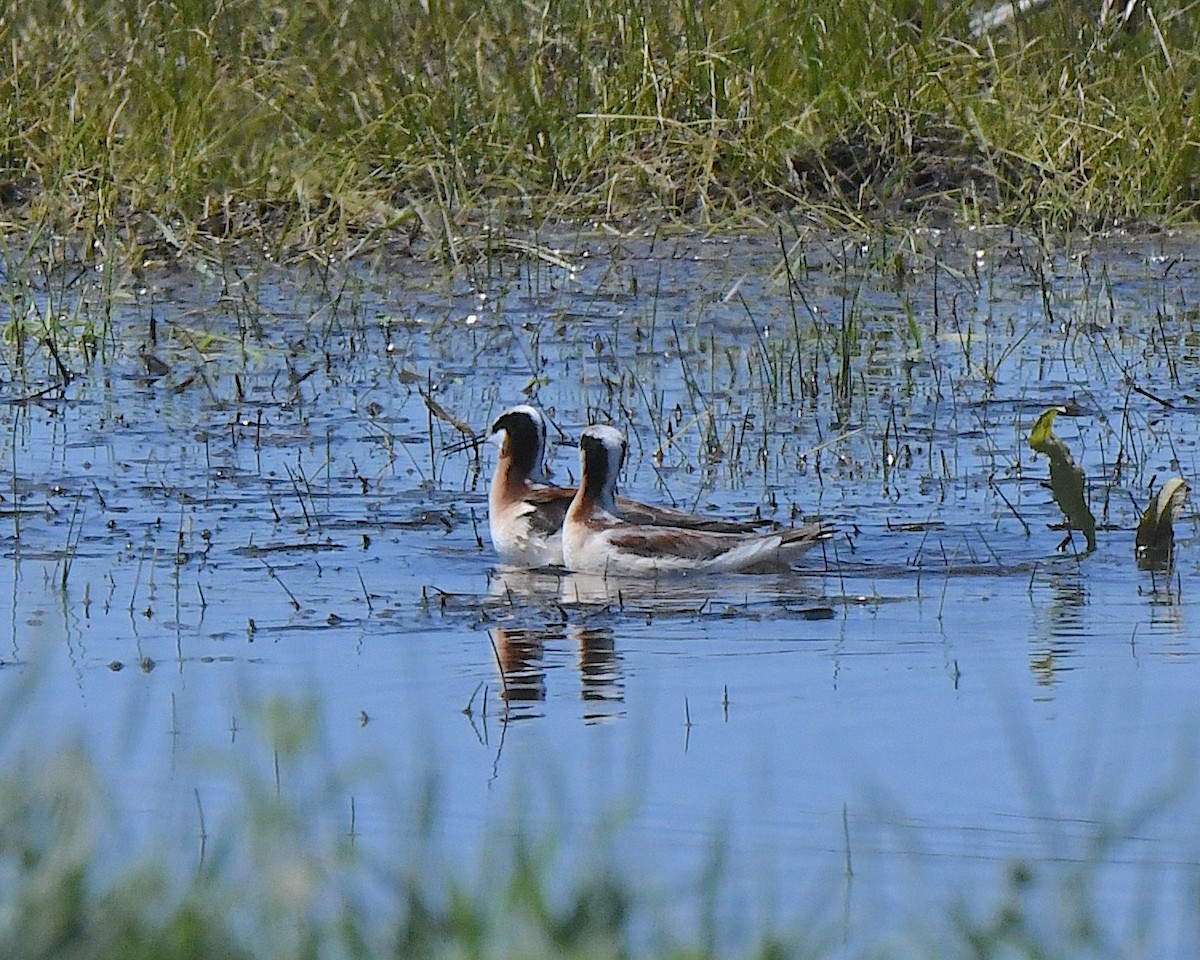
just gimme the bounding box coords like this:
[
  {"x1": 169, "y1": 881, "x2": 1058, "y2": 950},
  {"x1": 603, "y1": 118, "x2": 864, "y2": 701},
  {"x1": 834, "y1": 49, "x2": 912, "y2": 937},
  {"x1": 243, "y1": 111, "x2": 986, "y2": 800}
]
[{"x1": 1, "y1": 0, "x2": 1198, "y2": 261}]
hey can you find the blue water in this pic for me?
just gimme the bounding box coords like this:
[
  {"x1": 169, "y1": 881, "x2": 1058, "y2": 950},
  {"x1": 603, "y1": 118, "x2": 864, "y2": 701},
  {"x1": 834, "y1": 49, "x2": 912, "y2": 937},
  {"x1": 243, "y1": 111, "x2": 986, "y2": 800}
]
[{"x1": 1, "y1": 226, "x2": 1197, "y2": 955}]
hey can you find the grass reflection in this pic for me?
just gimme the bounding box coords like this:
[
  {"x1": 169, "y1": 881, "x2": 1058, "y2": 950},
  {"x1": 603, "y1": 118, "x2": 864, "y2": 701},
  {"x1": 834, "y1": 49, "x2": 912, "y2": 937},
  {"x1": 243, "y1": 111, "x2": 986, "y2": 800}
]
[{"x1": 0, "y1": 708, "x2": 1196, "y2": 959}]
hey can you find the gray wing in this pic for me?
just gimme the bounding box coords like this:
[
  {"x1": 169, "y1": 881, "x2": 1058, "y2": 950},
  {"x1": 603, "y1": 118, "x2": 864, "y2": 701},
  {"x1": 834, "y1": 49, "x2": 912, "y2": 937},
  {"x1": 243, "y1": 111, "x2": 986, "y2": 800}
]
[
  {"x1": 523, "y1": 487, "x2": 573, "y2": 535},
  {"x1": 614, "y1": 496, "x2": 774, "y2": 533}
]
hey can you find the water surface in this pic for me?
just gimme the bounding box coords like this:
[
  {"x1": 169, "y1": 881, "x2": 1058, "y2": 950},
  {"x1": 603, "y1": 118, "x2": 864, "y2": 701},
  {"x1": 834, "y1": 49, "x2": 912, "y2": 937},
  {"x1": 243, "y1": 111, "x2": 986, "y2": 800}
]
[{"x1": 1, "y1": 225, "x2": 1197, "y2": 954}]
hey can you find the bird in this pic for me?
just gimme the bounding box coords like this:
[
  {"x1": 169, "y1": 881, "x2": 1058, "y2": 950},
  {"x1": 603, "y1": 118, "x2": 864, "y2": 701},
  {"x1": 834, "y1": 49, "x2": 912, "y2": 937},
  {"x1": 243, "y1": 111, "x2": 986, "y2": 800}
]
[
  {"x1": 562, "y1": 424, "x2": 831, "y2": 575},
  {"x1": 484, "y1": 405, "x2": 774, "y2": 567}
]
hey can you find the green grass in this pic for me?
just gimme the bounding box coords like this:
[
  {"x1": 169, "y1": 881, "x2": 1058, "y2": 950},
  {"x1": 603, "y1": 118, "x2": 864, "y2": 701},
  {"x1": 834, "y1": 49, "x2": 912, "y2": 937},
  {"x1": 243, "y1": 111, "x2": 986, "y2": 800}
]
[
  {"x1": 0, "y1": 0, "x2": 1197, "y2": 262},
  {"x1": 0, "y1": 735, "x2": 1188, "y2": 960}
]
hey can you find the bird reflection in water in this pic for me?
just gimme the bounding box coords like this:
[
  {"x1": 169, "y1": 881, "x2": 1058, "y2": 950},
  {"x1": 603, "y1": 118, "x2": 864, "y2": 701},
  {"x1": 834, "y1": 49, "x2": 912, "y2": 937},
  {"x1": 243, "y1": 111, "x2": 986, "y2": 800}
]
[
  {"x1": 489, "y1": 624, "x2": 623, "y2": 723},
  {"x1": 558, "y1": 570, "x2": 726, "y2": 612},
  {"x1": 487, "y1": 566, "x2": 565, "y2": 605},
  {"x1": 491, "y1": 625, "x2": 551, "y2": 716},
  {"x1": 575, "y1": 626, "x2": 623, "y2": 723}
]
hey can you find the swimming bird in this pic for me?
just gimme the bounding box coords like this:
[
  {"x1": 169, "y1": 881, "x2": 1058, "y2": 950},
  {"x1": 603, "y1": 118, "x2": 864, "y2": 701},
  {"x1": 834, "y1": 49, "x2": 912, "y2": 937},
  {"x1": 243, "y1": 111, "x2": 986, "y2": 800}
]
[
  {"x1": 562, "y1": 424, "x2": 831, "y2": 575},
  {"x1": 486, "y1": 405, "x2": 773, "y2": 567}
]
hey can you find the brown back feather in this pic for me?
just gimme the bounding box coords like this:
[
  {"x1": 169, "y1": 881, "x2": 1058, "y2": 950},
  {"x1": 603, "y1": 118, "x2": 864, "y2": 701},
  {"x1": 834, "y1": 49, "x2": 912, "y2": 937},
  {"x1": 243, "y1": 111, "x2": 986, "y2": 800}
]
[{"x1": 607, "y1": 528, "x2": 738, "y2": 561}]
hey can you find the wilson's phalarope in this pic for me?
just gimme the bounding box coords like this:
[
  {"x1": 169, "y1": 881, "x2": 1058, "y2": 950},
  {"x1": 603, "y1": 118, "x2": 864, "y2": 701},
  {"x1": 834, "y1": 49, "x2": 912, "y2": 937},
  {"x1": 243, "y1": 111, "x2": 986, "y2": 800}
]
[
  {"x1": 485, "y1": 406, "x2": 773, "y2": 567},
  {"x1": 562, "y1": 424, "x2": 831, "y2": 575}
]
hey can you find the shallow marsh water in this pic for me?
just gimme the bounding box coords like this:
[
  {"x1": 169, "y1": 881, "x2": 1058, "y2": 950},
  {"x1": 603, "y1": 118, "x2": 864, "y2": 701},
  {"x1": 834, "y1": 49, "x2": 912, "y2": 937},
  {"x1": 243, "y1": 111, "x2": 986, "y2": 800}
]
[{"x1": 2, "y1": 225, "x2": 1199, "y2": 954}]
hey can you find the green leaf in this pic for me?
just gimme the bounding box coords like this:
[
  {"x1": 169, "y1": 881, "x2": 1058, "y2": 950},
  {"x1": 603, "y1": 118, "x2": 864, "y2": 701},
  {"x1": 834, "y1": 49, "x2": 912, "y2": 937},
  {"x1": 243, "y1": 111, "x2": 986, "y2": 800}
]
[
  {"x1": 1027, "y1": 408, "x2": 1059, "y2": 453},
  {"x1": 1027, "y1": 408, "x2": 1096, "y2": 552}
]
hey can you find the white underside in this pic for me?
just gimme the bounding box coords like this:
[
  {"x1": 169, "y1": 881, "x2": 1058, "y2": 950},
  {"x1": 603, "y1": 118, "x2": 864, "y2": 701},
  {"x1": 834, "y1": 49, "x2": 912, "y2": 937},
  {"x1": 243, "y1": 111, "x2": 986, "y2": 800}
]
[{"x1": 489, "y1": 502, "x2": 563, "y2": 567}]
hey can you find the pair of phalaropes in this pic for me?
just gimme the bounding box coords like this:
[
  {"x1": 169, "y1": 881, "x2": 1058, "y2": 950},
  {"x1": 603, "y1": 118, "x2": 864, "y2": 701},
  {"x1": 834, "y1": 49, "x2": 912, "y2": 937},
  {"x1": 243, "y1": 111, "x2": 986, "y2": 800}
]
[
  {"x1": 562, "y1": 425, "x2": 831, "y2": 575},
  {"x1": 487, "y1": 405, "x2": 772, "y2": 566},
  {"x1": 477, "y1": 403, "x2": 825, "y2": 571}
]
